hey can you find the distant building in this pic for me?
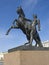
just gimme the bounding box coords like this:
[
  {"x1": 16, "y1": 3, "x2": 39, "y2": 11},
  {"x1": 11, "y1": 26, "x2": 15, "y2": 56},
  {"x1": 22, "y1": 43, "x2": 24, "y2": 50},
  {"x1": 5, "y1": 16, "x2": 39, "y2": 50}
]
[
  {"x1": 43, "y1": 40, "x2": 49, "y2": 47},
  {"x1": 0, "y1": 53, "x2": 4, "y2": 61},
  {"x1": 0, "y1": 52, "x2": 8, "y2": 65}
]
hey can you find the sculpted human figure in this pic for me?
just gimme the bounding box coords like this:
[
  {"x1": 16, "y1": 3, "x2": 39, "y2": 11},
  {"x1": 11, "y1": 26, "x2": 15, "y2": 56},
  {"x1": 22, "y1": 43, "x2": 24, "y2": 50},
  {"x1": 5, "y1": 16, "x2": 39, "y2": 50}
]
[{"x1": 29, "y1": 14, "x2": 43, "y2": 47}]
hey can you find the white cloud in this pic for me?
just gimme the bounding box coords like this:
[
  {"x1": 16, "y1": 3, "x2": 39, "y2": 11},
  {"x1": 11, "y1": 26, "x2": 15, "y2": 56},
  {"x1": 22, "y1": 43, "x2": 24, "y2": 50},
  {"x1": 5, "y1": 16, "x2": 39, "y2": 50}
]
[
  {"x1": 0, "y1": 34, "x2": 12, "y2": 39},
  {"x1": 0, "y1": 31, "x2": 15, "y2": 40}
]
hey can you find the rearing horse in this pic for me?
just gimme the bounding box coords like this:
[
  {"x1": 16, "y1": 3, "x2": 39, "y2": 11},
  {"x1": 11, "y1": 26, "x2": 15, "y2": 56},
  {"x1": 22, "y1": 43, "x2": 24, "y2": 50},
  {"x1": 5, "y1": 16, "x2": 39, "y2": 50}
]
[{"x1": 6, "y1": 7, "x2": 43, "y2": 47}]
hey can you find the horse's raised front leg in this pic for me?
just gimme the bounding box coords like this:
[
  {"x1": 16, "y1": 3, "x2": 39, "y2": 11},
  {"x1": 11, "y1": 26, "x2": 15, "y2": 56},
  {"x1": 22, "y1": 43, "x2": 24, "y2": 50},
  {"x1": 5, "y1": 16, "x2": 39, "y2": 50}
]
[
  {"x1": 6, "y1": 26, "x2": 13, "y2": 35},
  {"x1": 6, "y1": 25, "x2": 19, "y2": 35}
]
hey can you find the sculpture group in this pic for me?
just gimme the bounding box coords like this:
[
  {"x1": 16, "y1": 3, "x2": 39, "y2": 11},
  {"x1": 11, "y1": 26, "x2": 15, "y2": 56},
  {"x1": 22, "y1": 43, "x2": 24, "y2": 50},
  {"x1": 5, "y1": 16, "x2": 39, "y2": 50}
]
[{"x1": 6, "y1": 6, "x2": 43, "y2": 47}]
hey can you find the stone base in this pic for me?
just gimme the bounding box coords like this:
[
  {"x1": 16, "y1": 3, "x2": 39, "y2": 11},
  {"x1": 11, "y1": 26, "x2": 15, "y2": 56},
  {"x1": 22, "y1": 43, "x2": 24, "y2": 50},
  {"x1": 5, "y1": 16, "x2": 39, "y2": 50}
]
[
  {"x1": 4, "y1": 46, "x2": 49, "y2": 65},
  {"x1": 8, "y1": 45, "x2": 49, "y2": 52}
]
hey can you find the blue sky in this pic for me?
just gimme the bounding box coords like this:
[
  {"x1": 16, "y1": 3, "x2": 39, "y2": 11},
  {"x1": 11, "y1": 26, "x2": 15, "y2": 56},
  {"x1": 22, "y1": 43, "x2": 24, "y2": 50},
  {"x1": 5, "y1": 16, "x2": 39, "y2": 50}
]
[{"x1": 0, "y1": 0, "x2": 49, "y2": 52}]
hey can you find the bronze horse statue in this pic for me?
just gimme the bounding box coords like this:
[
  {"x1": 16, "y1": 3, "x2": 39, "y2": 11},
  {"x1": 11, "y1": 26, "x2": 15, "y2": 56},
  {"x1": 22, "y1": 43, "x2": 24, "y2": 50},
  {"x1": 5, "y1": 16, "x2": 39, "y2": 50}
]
[{"x1": 6, "y1": 7, "x2": 43, "y2": 47}]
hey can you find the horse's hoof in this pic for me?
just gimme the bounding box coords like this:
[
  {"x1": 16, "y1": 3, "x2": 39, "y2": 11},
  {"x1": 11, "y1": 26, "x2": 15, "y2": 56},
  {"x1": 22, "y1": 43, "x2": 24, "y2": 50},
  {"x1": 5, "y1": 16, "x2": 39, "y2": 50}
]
[
  {"x1": 24, "y1": 43, "x2": 27, "y2": 45},
  {"x1": 24, "y1": 42, "x2": 29, "y2": 46}
]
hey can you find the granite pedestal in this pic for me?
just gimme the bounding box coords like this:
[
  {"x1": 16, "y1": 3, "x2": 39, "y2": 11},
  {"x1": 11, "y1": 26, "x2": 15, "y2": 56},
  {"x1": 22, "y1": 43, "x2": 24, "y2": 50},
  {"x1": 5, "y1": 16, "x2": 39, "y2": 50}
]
[{"x1": 4, "y1": 45, "x2": 49, "y2": 65}]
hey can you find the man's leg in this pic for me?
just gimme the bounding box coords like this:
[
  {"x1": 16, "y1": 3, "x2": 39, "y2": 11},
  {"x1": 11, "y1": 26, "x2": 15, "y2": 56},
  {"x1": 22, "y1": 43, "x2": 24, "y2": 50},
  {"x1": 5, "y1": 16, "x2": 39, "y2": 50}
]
[
  {"x1": 36, "y1": 32, "x2": 43, "y2": 47},
  {"x1": 34, "y1": 32, "x2": 43, "y2": 47},
  {"x1": 29, "y1": 30, "x2": 33, "y2": 46}
]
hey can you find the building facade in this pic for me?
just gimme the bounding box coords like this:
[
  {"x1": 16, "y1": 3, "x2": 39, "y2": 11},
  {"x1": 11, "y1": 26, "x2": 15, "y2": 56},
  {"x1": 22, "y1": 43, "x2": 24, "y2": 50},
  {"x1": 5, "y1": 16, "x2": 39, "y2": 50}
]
[
  {"x1": 0, "y1": 52, "x2": 8, "y2": 65},
  {"x1": 43, "y1": 40, "x2": 49, "y2": 47}
]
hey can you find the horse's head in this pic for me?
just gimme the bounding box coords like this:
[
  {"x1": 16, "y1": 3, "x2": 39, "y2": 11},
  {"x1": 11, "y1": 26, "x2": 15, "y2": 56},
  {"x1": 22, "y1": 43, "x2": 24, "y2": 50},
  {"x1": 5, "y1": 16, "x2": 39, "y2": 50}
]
[
  {"x1": 16, "y1": 6, "x2": 25, "y2": 17},
  {"x1": 33, "y1": 14, "x2": 37, "y2": 19}
]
